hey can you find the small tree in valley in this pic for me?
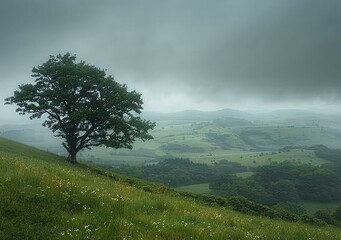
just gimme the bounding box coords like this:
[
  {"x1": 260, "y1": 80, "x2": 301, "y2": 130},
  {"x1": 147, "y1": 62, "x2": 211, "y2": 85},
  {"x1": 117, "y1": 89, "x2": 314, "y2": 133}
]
[{"x1": 5, "y1": 53, "x2": 155, "y2": 163}]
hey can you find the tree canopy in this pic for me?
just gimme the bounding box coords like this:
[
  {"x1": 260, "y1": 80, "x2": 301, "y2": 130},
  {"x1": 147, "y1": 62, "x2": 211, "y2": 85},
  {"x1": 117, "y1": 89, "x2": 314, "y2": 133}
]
[{"x1": 5, "y1": 53, "x2": 155, "y2": 163}]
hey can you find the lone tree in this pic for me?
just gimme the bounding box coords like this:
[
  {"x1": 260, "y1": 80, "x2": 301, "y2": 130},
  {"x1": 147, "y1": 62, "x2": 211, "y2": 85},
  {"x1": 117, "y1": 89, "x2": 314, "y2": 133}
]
[{"x1": 5, "y1": 53, "x2": 155, "y2": 163}]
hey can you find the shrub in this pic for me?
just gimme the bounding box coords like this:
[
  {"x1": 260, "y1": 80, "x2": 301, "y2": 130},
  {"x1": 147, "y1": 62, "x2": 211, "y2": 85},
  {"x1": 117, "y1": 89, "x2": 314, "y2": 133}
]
[
  {"x1": 333, "y1": 206, "x2": 341, "y2": 221},
  {"x1": 227, "y1": 196, "x2": 275, "y2": 218},
  {"x1": 299, "y1": 215, "x2": 326, "y2": 226},
  {"x1": 314, "y1": 210, "x2": 336, "y2": 225}
]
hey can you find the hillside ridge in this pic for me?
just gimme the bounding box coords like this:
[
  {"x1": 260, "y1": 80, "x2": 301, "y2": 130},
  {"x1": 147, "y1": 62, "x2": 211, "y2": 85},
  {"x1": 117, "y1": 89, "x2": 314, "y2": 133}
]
[{"x1": 0, "y1": 137, "x2": 340, "y2": 239}]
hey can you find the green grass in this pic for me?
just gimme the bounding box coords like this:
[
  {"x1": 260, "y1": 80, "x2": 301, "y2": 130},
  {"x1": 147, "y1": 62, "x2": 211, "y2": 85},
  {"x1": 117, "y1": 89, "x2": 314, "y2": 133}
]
[
  {"x1": 1, "y1": 137, "x2": 341, "y2": 239},
  {"x1": 176, "y1": 183, "x2": 210, "y2": 195}
]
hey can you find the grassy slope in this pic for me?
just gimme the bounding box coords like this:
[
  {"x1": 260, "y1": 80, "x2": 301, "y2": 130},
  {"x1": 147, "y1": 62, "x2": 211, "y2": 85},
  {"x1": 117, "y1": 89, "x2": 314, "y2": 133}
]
[{"x1": 1, "y1": 137, "x2": 341, "y2": 240}]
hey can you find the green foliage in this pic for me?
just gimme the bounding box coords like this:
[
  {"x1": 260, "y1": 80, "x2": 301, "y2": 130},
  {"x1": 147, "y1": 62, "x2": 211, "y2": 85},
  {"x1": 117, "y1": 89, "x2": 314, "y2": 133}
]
[
  {"x1": 314, "y1": 210, "x2": 337, "y2": 225},
  {"x1": 213, "y1": 160, "x2": 248, "y2": 174},
  {"x1": 299, "y1": 215, "x2": 326, "y2": 226},
  {"x1": 139, "y1": 158, "x2": 212, "y2": 187},
  {"x1": 268, "y1": 180, "x2": 299, "y2": 203},
  {"x1": 253, "y1": 161, "x2": 300, "y2": 188},
  {"x1": 272, "y1": 202, "x2": 306, "y2": 215},
  {"x1": 312, "y1": 144, "x2": 341, "y2": 174},
  {"x1": 210, "y1": 175, "x2": 273, "y2": 205},
  {"x1": 116, "y1": 158, "x2": 247, "y2": 187},
  {"x1": 227, "y1": 196, "x2": 274, "y2": 217},
  {"x1": 254, "y1": 161, "x2": 341, "y2": 202},
  {"x1": 333, "y1": 206, "x2": 341, "y2": 221},
  {"x1": 209, "y1": 160, "x2": 341, "y2": 212},
  {"x1": 226, "y1": 196, "x2": 300, "y2": 222},
  {"x1": 312, "y1": 144, "x2": 341, "y2": 162},
  {"x1": 5, "y1": 53, "x2": 155, "y2": 163}
]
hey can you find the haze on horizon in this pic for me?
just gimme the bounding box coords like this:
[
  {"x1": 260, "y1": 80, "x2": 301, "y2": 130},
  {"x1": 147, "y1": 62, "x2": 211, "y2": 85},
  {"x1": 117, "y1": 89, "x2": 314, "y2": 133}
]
[{"x1": 1, "y1": 0, "x2": 341, "y2": 123}]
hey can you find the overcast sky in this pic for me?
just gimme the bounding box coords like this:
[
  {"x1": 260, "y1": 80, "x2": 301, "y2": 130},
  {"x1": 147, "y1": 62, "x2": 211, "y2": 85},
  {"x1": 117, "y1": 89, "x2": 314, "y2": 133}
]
[{"x1": 1, "y1": 0, "x2": 341, "y2": 122}]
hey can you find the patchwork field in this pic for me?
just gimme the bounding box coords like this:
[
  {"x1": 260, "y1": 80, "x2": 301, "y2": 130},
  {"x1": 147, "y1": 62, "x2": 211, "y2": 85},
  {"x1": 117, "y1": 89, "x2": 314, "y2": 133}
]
[
  {"x1": 78, "y1": 119, "x2": 336, "y2": 168},
  {"x1": 2, "y1": 110, "x2": 341, "y2": 169}
]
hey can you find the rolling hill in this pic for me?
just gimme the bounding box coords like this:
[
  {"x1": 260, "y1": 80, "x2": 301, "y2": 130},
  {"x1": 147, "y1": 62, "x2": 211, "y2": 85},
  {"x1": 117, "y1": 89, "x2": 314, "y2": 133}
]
[
  {"x1": 0, "y1": 137, "x2": 340, "y2": 239},
  {"x1": 3, "y1": 108, "x2": 341, "y2": 169}
]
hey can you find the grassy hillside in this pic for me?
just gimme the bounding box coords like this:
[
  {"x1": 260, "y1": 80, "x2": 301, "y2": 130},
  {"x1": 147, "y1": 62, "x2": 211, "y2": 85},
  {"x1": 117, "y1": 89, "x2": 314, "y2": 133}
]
[{"x1": 1, "y1": 137, "x2": 340, "y2": 239}]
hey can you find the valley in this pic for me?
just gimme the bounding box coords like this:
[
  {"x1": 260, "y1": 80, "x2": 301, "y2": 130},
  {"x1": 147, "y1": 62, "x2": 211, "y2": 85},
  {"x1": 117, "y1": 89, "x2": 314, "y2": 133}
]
[{"x1": 1, "y1": 109, "x2": 341, "y2": 216}]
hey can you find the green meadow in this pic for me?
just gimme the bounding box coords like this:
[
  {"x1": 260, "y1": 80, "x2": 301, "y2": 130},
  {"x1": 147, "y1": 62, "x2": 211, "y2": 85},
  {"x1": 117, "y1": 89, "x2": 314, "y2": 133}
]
[
  {"x1": 1, "y1": 137, "x2": 341, "y2": 239},
  {"x1": 2, "y1": 112, "x2": 341, "y2": 169}
]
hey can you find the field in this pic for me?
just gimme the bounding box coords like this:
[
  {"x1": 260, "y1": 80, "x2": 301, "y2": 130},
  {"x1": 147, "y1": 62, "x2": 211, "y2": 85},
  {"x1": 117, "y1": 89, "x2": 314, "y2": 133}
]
[
  {"x1": 78, "y1": 120, "x2": 338, "y2": 168},
  {"x1": 1, "y1": 137, "x2": 341, "y2": 239},
  {"x1": 2, "y1": 110, "x2": 341, "y2": 169},
  {"x1": 80, "y1": 112, "x2": 341, "y2": 167}
]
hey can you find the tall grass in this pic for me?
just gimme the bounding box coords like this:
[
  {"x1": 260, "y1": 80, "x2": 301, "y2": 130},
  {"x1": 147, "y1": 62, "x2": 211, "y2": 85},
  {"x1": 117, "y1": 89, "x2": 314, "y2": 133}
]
[{"x1": 0, "y1": 137, "x2": 340, "y2": 239}]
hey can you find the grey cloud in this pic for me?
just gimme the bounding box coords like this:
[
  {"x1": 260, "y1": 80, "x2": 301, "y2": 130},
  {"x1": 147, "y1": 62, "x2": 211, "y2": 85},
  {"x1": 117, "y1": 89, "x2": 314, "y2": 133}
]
[{"x1": 0, "y1": 0, "x2": 341, "y2": 115}]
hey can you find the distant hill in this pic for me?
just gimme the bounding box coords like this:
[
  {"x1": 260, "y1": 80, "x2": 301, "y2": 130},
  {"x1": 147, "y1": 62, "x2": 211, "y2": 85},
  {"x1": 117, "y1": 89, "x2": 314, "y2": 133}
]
[{"x1": 1, "y1": 137, "x2": 340, "y2": 239}]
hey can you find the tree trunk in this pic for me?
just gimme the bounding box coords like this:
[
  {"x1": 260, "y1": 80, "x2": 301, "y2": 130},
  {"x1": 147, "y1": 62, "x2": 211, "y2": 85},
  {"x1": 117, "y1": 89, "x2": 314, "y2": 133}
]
[
  {"x1": 67, "y1": 145, "x2": 78, "y2": 164},
  {"x1": 66, "y1": 134, "x2": 78, "y2": 164},
  {"x1": 67, "y1": 152, "x2": 77, "y2": 164}
]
